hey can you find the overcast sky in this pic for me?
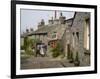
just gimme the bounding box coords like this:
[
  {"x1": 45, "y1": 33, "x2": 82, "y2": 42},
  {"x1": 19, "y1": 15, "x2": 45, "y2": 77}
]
[{"x1": 21, "y1": 9, "x2": 75, "y2": 34}]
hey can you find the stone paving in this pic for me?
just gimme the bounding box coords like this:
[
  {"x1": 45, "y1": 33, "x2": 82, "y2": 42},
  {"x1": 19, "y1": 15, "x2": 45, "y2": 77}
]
[
  {"x1": 21, "y1": 53, "x2": 90, "y2": 69},
  {"x1": 21, "y1": 56, "x2": 75, "y2": 69}
]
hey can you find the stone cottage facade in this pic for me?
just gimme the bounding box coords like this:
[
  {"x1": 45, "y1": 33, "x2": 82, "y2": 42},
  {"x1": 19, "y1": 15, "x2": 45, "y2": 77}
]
[
  {"x1": 21, "y1": 11, "x2": 90, "y2": 65},
  {"x1": 70, "y1": 12, "x2": 90, "y2": 65}
]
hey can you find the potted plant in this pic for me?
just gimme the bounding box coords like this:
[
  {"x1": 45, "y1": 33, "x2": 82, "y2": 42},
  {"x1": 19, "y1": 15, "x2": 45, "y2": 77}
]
[{"x1": 74, "y1": 52, "x2": 80, "y2": 66}]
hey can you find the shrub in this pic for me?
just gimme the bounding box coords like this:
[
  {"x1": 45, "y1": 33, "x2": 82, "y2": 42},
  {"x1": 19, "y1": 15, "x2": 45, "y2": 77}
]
[
  {"x1": 60, "y1": 53, "x2": 65, "y2": 58},
  {"x1": 74, "y1": 52, "x2": 80, "y2": 66},
  {"x1": 52, "y1": 50, "x2": 60, "y2": 58},
  {"x1": 51, "y1": 42, "x2": 63, "y2": 58},
  {"x1": 25, "y1": 48, "x2": 33, "y2": 55},
  {"x1": 70, "y1": 51, "x2": 73, "y2": 60},
  {"x1": 21, "y1": 45, "x2": 25, "y2": 50},
  {"x1": 24, "y1": 37, "x2": 29, "y2": 51},
  {"x1": 23, "y1": 37, "x2": 40, "y2": 56},
  {"x1": 75, "y1": 52, "x2": 79, "y2": 62},
  {"x1": 68, "y1": 51, "x2": 74, "y2": 63}
]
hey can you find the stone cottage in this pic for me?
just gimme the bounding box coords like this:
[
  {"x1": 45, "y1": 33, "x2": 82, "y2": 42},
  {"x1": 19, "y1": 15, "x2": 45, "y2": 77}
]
[
  {"x1": 21, "y1": 11, "x2": 90, "y2": 65},
  {"x1": 70, "y1": 12, "x2": 90, "y2": 65}
]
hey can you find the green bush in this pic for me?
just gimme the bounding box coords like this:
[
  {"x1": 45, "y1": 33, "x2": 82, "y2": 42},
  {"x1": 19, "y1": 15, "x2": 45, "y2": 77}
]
[
  {"x1": 52, "y1": 50, "x2": 60, "y2": 58},
  {"x1": 51, "y1": 42, "x2": 63, "y2": 58},
  {"x1": 23, "y1": 37, "x2": 39, "y2": 56},
  {"x1": 74, "y1": 52, "x2": 80, "y2": 66},
  {"x1": 68, "y1": 51, "x2": 74, "y2": 63},
  {"x1": 75, "y1": 52, "x2": 79, "y2": 61},
  {"x1": 21, "y1": 45, "x2": 24, "y2": 50},
  {"x1": 61, "y1": 53, "x2": 65, "y2": 58},
  {"x1": 24, "y1": 36, "x2": 30, "y2": 51},
  {"x1": 25, "y1": 48, "x2": 33, "y2": 55},
  {"x1": 70, "y1": 51, "x2": 73, "y2": 60}
]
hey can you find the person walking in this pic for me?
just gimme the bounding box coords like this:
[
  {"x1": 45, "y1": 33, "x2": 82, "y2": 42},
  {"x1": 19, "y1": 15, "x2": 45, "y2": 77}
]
[
  {"x1": 40, "y1": 44, "x2": 45, "y2": 57},
  {"x1": 36, "y1": 44, "x2": 40, "y2": 57}
]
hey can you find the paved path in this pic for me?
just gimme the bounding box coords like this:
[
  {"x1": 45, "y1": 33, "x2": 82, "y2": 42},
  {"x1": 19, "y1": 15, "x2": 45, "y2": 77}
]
[
  {"x1": 21, "y1": 53, "x2": 90, "y2": 69},
  {"x1": 21, "y1": 56, "x2": 74, "y2": 69}
]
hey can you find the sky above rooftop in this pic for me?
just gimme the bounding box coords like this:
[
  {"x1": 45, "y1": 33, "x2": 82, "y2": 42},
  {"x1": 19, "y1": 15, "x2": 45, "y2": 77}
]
[{"x1": 21, "y1": 9, "x2": 75, "y2": 34}]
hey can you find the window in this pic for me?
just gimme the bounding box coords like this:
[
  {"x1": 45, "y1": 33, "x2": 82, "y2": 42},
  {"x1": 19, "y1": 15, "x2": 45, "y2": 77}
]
[{"x1": 76, "y1": 32, "x2": 79, "y2": 41}]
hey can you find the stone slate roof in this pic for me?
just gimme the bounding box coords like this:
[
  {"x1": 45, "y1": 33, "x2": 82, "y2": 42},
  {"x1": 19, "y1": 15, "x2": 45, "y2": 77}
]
[
  {"x1": 34, "y1": 25, "x2": 50, "y2": 33},
  {"x1": 21, "y1": 32, "x2": 34, "y2": 38},
  {"x1": 21, "y1": 23, "x2": 68, "y2": 40},
  {"x1": 71, "y1": 12, "x2": 90, "y2": 32},
  {"x1": 66, "y1": 18, "x2": 74, "y2": 26},
  {"x1": 21, "y1": 14, "x2": 74, "y2": 40},
  {"x1": 34, "y1": 24, "x2": 68, "y2": 40}
]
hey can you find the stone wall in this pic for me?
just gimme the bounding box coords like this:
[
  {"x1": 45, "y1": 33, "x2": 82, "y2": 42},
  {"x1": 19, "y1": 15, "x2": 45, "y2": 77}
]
[
  {"x1": 71, "y1": 12, "x2": 90, "y2": 65},
  {"x1": 61, "y1": 27, "x2": 71, "y2": 59}
]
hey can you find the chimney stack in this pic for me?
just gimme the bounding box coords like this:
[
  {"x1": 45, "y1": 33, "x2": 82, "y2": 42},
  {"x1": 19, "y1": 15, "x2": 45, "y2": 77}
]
[
  {"x1": 30, "y1": 28, "x2": 34, "y2": 32},
  {"x1": 26, "y1": 29, "x2": 29, "y2": 33},
  {"x1": 60, "y1": 12, "x2": 62, "y2": 16}
]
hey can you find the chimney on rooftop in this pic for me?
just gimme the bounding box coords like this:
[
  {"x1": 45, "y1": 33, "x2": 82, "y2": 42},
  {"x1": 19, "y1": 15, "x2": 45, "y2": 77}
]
[
  {"x1": 59, "y1": 12, "x2": 66, "y2": 24},
  {"x1": 30, "y1": 28, "x2": 34, "y2": 32},
  {"x1": 26, "y1": 29, "x2": 29, "y2": 33},
  {"x1": 60, "y1": 12, "x2": 63, "y2": 16}
]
